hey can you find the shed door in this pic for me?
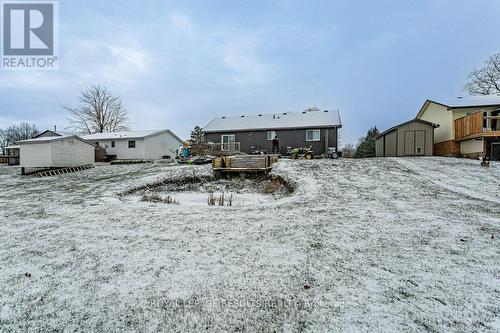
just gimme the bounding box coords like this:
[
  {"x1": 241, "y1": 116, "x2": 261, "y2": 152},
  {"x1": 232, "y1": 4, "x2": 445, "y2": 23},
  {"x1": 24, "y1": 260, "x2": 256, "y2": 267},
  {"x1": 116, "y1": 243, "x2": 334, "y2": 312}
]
[
  {"x1": 415, "y1": 131, "x2": 426, "y2": 156},
  {"x1": 404, "y1": 131, "x2": 415, "y2": 156}
]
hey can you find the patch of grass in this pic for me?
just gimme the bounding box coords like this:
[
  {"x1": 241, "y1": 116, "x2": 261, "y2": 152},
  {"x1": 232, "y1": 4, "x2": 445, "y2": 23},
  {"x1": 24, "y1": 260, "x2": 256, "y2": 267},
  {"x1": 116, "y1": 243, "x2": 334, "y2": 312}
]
[
  {"x1": 141, "y1": 193, "x2": 179, "y2": 204},
  {"x1": 208, "y1": 192, "x2": 234, "y2": 206}
]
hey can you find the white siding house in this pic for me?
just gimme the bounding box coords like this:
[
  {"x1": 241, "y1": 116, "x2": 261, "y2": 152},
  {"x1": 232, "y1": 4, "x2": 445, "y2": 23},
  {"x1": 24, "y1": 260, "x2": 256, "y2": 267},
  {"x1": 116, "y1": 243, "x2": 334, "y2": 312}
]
[
  {"x1": 18, "y1": 135, "x2": 95, "y2": 168},
  {"x1": 82, "y1": 130, "x2": 184, "y2": 160}
]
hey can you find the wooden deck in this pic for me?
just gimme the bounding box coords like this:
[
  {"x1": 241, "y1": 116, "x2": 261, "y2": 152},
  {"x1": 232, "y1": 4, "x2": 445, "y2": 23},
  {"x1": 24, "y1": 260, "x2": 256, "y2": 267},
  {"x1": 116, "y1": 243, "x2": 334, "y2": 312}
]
[
  {"x1": 455, "y1": 111, "x2": 500, "y2": 141},
  {"x1": 212, "y1": 155, "x2": 279, "y2": 174}
]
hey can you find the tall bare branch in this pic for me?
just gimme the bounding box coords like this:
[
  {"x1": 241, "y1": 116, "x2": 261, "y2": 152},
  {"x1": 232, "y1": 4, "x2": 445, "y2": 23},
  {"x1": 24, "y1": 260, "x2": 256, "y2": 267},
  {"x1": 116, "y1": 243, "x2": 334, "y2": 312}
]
[
  {"x1": 0, "y1": 123, "x2": 39, "y2": 150},
  {"x1": 465, "y1": 53, "x2": 500, "y2": 96},
  {"x1": 64, "y1": 85, "x2": 129, "y2": 134}
]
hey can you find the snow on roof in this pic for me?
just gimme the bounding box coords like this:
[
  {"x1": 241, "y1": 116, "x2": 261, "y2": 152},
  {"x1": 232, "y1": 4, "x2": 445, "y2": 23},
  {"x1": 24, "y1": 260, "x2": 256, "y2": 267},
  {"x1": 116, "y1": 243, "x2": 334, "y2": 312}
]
[
  {"x1": 202, "y1": 110, "x2": 342, "y2": 133},
  {"x1": 376, "y1": 119, "x2": 439, "y2": 139},
  {"x1": 82, "y1": 130, "x2": 184, "y2": 143},
  {"x1": 34, "y1": 130, "x2": 74, "y2": 138},
  {"x1": 428, "y1": 95, "x2": 500, "y2": 108},
  {"x1": 18, "y1": 135, "x2": 94, "y2": 146},
  {"x1": 5, "y1": 145, "x2": 20, "y2": 149}
]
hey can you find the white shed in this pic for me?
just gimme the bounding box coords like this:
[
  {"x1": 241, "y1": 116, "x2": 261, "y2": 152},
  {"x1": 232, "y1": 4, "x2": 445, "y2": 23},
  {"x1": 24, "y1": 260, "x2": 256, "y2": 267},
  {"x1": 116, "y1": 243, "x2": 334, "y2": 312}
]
[
  {"x1": 82, "y1": 130, "x2": 184, "y2": 160},
  {"x1": 19, "y1": 135, "x2": 95, "y2": 169}
]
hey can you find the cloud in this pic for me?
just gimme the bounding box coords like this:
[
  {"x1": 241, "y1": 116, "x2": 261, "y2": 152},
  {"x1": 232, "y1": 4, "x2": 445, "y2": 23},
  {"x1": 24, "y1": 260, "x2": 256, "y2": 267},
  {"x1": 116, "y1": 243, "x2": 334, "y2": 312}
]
[
  {"x1": 221, "y1": 42, "x2": 273, "y2": 86},
  {"x1": 164, "y1": 11, "x2": 274, "y2": 87},
  {"x1": 108, "y1": 46, "x2": 149, "y2": 72},
  {"x1": 64, "y1": 38, "x2": 150, "y2": 85},
  {"x1": 168, "y1": 12, "x2": 194, "y2": 33}
]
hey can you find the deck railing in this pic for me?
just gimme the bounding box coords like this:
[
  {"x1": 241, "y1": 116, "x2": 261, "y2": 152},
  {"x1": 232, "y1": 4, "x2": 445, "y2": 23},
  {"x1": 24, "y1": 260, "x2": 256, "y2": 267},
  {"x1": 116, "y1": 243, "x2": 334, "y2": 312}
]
[
  {"x1": 455, "y1": 111, "x2": 500, "y2": 140},
  {"x1": 205, "y1": 142, "x2": 241, "y2": 156},
  {"x1": 454, "y1": 112, "x2": 483, "y2": 140}
]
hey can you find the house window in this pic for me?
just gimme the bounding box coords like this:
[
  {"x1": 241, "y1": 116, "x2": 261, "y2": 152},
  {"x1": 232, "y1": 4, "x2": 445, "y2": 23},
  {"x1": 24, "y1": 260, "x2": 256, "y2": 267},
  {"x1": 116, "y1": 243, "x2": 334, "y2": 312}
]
[
  {"x1": 221, "y1": 134, "x2": 236, "y2": 151},
  {"x1": 306, "y1": 129, "x2": 321, "y2": 142},
  {"x1": 128, "y1": 140, "x2": 136, "y2": 148},
  {"x1": 111, "y1": 141, "x2": 115, "y2": 148},
  {"x1": 267, "y1": 131, "x2": 276, "y2": 140}
]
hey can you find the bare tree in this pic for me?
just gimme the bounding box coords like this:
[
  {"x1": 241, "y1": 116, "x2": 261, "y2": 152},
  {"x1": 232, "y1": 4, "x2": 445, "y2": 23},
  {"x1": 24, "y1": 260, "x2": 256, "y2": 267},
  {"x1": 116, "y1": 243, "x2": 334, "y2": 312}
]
[
  {"x1": 465, "y1": 53, "x2": 500, "y2": 95},
  {"x1": 64, "y1": 85, "x2": 128, "y2": 134},
  {"x1": 341, "y1": 143, "x2": 356, "y2": 158},
  {"x1": 0, "y1": 123, "x2": 39, "y2": 150}
]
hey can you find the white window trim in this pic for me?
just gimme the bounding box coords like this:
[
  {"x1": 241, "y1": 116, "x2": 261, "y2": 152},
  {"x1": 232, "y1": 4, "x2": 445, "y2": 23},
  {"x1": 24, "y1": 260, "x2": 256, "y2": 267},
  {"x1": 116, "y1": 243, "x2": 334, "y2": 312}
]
[
  {"x1": 267, "y1": 131, "x2": 276, "y2": 141},
  {"x1": 306, "y1": 129, "x2": 321, "y2": 142},
  {"x1": 221, "y1": 134, "x2": 236, "y2": 143},
  {"x1": 221, "y1": 134, "x2": 236, "y2": 151}
]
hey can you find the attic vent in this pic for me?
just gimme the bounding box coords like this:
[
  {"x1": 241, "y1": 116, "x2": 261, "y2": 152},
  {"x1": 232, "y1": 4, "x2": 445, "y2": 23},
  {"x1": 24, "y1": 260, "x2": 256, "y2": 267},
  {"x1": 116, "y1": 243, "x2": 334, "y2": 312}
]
[
  {"x1": 283, "y1": 112, "x2": 287, "y2": 115},
  {"x1": 324, "y1": 110, "x2": 328, "y2": 112},
  {"x1": 457, "y1": 96, "x2": 463, "y2": 99},
  {"x1": 241, "y1": 115, "x2": 245, "y2": 118},
  {"x1": 222, "y1": 116, "x2": 226, "y2": 119},
  {"x1": 302, "y1": 111, "x2": 307, "y2": 114},
  {"x1": 258, "y1": 114, "x2": 263, "y2": 116}
]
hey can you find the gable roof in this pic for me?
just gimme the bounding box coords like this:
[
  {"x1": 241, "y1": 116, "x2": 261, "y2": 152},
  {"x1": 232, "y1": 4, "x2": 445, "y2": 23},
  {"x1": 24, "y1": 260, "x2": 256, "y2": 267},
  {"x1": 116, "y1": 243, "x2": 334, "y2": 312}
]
[
  {"x1": 33, "y1": 130, "x2": 73, "y2": 138},
  {"x1": 202, "y1": 110, "x2": 342, "y2": 133},
  {"x1": 417, "y1": 95, "x2": 500, "y2": 117},
  {"x1": 376, "y1": 119, "x2": 439, "y2": 139},
  {"x1": 18, "y1": 135, "x2": 95, "y2": 146},
  {"x1": 82, "y1": 129, "x2": 184, "y2": 143}
]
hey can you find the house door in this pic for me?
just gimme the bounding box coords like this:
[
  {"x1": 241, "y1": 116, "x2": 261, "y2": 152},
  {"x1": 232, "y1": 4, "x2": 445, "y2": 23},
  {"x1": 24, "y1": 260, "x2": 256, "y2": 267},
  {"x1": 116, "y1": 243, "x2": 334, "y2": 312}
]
[
  {"x1": 404, "y1": 131, "x2": 415, "y2": 156},
  {"x1": 492, "y1": 142, "x2": 500, "y2": 161},
  {"x1": 415, "y1": 131, "x2": 426, "y2": 156},
  {"x1": 221, "y1": 134, "x2": 236, "y2": 151}
]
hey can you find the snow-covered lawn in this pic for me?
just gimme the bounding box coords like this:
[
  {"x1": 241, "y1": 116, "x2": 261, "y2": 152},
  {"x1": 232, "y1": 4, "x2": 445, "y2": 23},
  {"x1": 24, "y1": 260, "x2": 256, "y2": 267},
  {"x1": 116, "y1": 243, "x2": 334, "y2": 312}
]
[{"x1": 0, "y1": 158, "x2": 499, "y2": 332}]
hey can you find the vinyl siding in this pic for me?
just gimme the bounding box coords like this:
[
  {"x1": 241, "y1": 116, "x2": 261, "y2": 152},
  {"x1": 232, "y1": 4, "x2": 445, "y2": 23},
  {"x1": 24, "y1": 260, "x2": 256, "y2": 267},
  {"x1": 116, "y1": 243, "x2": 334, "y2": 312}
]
[
  {"x1": 418, "y1": 102, "x2": 498, "y2": 143},
  {"x1": 144, "y1": 132, "x2": 183, "y2": 160},
  {"x1": 376, "y1": 120, "x2": 434, "y2": 157},
  {"x1": 418, "y1": 102, "x2": 452, "y2": 143},
  {"x1": 94, "y1": 139, "x2": 146, "y2": 159},
  {"x1": 50, "y1": 138, "x2": 94, "y2": 167},
  {"x1": 20, "y1": 137, "x2": 94, "y2": 168},
  {"x1": 20, "y1": 143, "x2": 52, "y2": 167},
  {"x1": 385, "y1": 131, "x2": 398, "y2": 157},
  {"x1": 396, "y1": 121, "x2": 433, "y2": 156},
  {"x1": 205, "y1": 127, "x2": 339, "y2": 155}
]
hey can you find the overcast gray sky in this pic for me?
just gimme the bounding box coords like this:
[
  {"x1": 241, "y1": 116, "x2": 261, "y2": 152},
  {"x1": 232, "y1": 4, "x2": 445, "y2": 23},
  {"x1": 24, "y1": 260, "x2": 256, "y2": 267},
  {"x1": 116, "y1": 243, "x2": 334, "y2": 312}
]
[{"x1": 1, "y1": 0, "x2": 500, "y2": 144}]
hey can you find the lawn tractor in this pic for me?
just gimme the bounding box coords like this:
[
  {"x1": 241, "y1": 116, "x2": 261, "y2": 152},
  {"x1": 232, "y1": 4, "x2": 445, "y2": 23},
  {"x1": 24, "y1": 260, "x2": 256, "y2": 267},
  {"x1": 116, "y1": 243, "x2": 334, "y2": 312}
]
[{"x1": 290, "y1": 146, "x2": 315, "y2": 160}]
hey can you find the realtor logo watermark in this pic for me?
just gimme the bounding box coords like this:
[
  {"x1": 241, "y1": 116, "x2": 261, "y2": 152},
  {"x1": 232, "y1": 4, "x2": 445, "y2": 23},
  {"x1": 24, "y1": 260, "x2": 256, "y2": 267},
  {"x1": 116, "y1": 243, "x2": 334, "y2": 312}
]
[{"x1": 1, "y1": 0, "x2": 58, "y2": 70}]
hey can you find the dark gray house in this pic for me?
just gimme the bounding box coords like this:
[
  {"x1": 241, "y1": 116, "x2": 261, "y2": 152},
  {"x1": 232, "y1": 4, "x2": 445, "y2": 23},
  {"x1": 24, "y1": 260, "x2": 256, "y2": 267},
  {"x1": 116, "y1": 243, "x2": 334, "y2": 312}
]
[{"x1": 202, "y1": 110, "x2": 342, "y2": 155}]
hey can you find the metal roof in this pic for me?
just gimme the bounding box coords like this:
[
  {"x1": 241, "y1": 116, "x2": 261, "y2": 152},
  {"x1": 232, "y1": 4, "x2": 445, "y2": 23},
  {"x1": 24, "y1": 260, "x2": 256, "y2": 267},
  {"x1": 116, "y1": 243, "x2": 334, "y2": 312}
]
[
  {"x1": 34, "y1": 130, "x2": 73, "y2": 138},
  {"x1": 427, "y1": 95, "x2": 500, "y2": 108},
  {"x1": 376, "y1": 119, "x2": 439, "y2": 140},
  {"x1": 202, "y1": 110, "x2": 342, "y2": 133},
  {"x1": 18, "y1": 135, "x2": 95, "y2": 146},
  {"x1": 82, "y1": 129, "x2": 183, "y2": 143}
]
